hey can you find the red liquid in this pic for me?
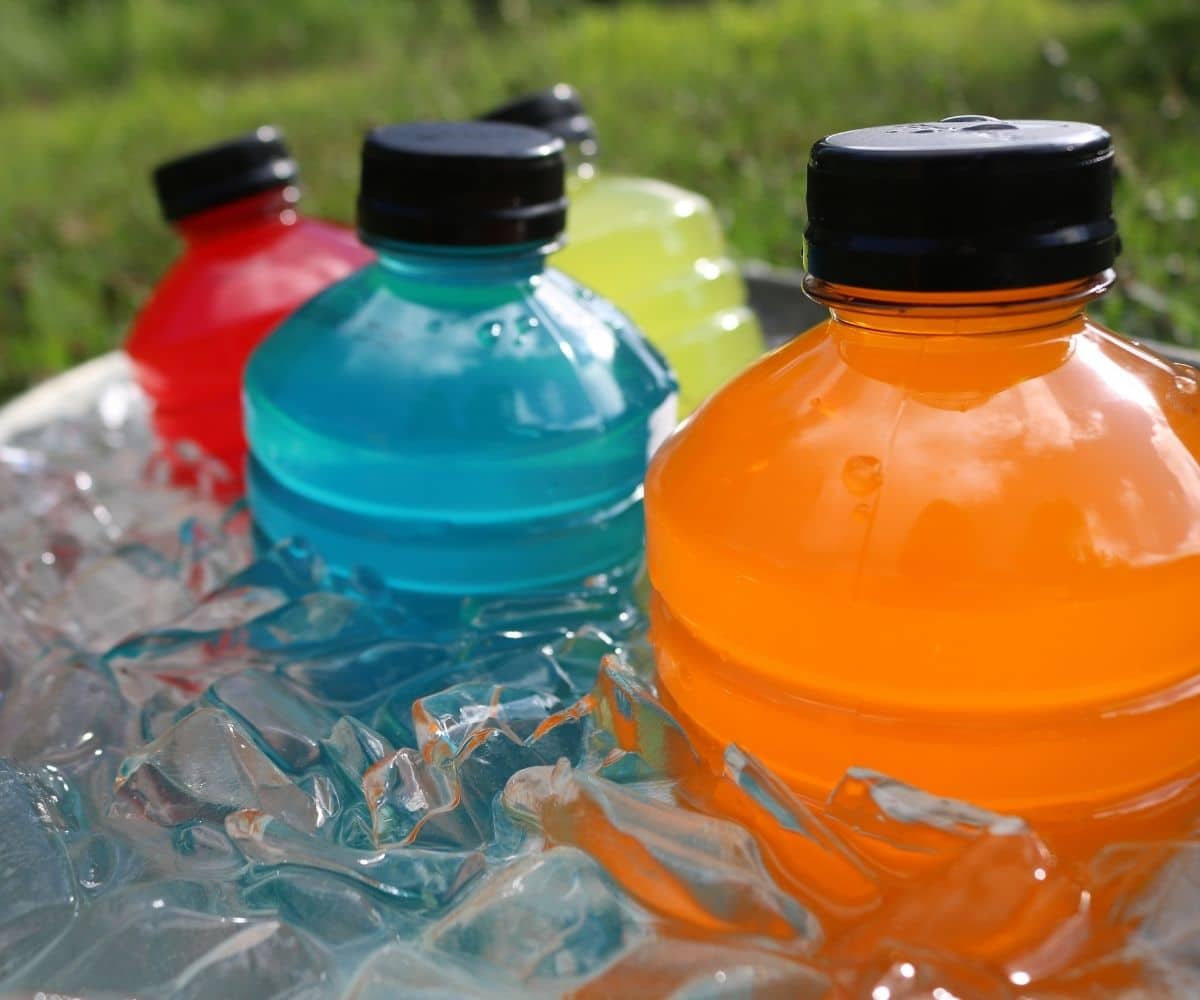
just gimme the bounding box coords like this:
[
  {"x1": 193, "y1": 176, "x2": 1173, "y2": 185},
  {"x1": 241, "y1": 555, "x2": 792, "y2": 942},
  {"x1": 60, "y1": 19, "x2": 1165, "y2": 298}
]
[{"x1": 126, "y1": 188, "x2": 373, "y2": 495}]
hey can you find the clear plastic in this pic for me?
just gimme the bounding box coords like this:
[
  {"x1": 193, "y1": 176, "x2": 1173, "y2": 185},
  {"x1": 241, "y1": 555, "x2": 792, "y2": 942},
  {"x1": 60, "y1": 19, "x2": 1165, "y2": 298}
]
[{"x1": 244, "y1": 240, "x2": 677, "y2": 597}]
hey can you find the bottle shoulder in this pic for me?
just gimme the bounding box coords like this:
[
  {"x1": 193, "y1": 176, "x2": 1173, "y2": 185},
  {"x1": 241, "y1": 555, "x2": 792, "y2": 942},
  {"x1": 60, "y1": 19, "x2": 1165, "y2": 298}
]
[
  {"x1": 558, "y1": 173, "x2": 730, "y2": 287},
  {"x1": 575, "y1": 172, "x2": 713, "y2": 215},
  {"x1": 649, "y1": 318, "x2": 1200, "y2": 568},
  {"x1": 281, "y1": 217, "x2": 375, "y2": 265},
  {"x1": 245, "y1": 264, "x2": 677, "y2": 450},
  {"x1": 126, "y1": 221, "x2": 370, "y2": 353}
]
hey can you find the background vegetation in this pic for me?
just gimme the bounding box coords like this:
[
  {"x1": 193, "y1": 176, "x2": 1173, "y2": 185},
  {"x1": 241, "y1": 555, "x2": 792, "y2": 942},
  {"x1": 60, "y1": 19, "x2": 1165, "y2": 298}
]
[{"x1": 3, "y1": 0, "x2": 1198, "y2": 400}]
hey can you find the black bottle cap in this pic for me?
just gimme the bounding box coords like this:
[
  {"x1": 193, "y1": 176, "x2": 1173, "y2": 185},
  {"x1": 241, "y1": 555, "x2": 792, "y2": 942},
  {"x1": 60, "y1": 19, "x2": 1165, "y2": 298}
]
[
  {"x1": 152, "y1": 126, "x2": 298, "y2": 222},
  {"x1": 480, "y1": 84, "x2": 597, "y2": 148},
  {"x1": 357, "y1": 121, "x2": 568, "y2": 247},
  {"x1": 804, "y1": 116, "x2": 1120, "y2": 291}
]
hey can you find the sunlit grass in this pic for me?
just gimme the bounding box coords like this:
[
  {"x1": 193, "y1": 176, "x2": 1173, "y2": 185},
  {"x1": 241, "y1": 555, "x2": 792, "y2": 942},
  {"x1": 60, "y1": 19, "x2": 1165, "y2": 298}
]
[{"x1": 2, "y1": 0, "x2": 1197, "y2": 398}]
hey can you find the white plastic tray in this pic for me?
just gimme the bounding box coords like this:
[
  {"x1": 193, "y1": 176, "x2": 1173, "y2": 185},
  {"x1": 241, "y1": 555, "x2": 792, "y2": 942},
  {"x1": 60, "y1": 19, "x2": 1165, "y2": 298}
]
[{"x1": 0, "y1": 351, "x2": 131, "y2": 444}]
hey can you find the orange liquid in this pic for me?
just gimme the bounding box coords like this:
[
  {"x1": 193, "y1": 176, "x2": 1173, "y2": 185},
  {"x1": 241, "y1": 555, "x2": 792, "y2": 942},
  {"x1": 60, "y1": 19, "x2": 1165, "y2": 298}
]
[{"x1": 646, "y1": 273, "x2": 1200, "y2": 850}]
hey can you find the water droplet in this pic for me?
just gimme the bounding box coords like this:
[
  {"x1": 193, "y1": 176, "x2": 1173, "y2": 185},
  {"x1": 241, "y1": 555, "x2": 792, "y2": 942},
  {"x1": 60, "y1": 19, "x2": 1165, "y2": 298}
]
[
  {"x1": 574, "y1": 285, "x2": 595, "y2": 301},
  {"x1": 843, "y1": 455, "x2": 883, "y2": 497},
  {"x1": 476, "y1": 320, "x2": 504, "y2": 347},
  {"x1": 427, "y1": 318, "x2": 444, "y2": 334},
  {"x1": 516, "y1": 315, "x2": 541, "y2": 343},
  {"x1": 1169, "y1": 363, "x2": 1199, "y2": 413},
  {"x1": 852, "y1": 503, "x2": 872, "y2": 522}
]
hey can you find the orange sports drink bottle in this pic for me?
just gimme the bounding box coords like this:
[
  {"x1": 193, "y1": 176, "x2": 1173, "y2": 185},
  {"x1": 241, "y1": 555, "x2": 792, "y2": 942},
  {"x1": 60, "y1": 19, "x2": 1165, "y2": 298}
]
[{"x1": 646, "y1": 116, "x2": 1200, "y2": 852}]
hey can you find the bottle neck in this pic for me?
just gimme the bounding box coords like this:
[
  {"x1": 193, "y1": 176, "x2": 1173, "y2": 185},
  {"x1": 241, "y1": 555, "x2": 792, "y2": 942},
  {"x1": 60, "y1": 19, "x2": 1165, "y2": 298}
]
[
  {"x1": 370, "y1": 239, "x2": 553, "y2": 292},
  {"x1": 175, "y1": 186, "x2": 301, "y2": 245},
  {"x1": 805, "y1": 271, "x2": 1114, "y2": 337},
  {"x1": 807, "y1": 272, "x2": 1115, "y2": 407}
]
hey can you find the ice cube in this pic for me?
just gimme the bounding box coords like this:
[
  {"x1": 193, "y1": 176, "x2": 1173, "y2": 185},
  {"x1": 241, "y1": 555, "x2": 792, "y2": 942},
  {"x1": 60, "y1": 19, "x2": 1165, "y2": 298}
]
[
  {"x1": 0, "y1": 457, "x2": 122, "y2": 551},
  {"x1": 0, "y1": 759, "x2": 77, "y2": 980},
  {"x1": 827, "y1": 772, "x2": 1088, "y2": 980},
  {"x1": 1075, "y1": 841, "x2": 1200, "y2": 997},
  {"x1": 206, "y1": 669, "x2": 339, "y2": 772},
  {"x1": 413, "y1": 682, "x2": 566, "y2": 757},
  {"x1": 363, "y1": 746, "x2": 461, "y2": 847},
  {"x1": 15, "y1": 542, "x2": 197, "y2": 652},
  {"x1": 715, "y1": 745, "x2": 884, "y2": 924},
  {"x1": 8, "y1": 881, "x2": 331, "y2": 998},
  {"x1": 371, "y1": 646, "x2": 576, "y2": 749},
  {"x1": 173, "y1": 508, "x2": 257, "y2": 601},
  {"x1": 462, "y1": 572, "x2": 643, "y2": 644},
  {"x1": 0, "y1": 648, "x2": 132, "y2": 770},
  {"x1": 343, "y1": 942, "x2": 523, "y2": 999},
  {"x1": 291, "y1": 638, "x2": 457, "y2": 719},
  {"x1": 226, "y1": 808, "x2": 485, "y2": 910},
  {"x1": 830, "y1": 767, "x2": 1029, "y2": 839},
  {"x1": 427, "y1": 847, "x2": 647, "y2": 985},
  {"x1": 365, "y1": 682, "x2": 587, "y2": 852},
  {"x1": 241, "y1": 866, "x2": 420, "y2": 946},
  {"x1": 104, "y1": 590, "x2": 393, "y2": 708},
  {"x1": 504, "y1": 761, "x2": 820, "y2": 944},
  {"x1": 587, "y1": 654, "x2": 702, "y2": 776},
  {"x1": 114, "y1": 706, "x2": 319, "y2": 831}
]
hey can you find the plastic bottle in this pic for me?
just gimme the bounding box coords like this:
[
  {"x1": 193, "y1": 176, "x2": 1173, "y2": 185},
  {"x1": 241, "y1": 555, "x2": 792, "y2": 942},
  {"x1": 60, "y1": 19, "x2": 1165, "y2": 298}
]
[
  {"x1": 126, "y1": 127, "x2": 373, "y2": 493},
  {"x1": 244, "y1": 121, "x2": 677, "y2": 597},
  {"x1": 646, "y1": 117, "x2": 1200, "y2": 841},
  {"x1": 482, "y1": 85, "x2": 764, "y2": 416}
]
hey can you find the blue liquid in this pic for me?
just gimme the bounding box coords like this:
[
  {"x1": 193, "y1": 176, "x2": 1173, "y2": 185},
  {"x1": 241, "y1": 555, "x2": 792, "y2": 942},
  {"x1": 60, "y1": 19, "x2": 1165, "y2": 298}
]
[{"x1": 243, "y1": 241, "x2": 677, "y2": 596}]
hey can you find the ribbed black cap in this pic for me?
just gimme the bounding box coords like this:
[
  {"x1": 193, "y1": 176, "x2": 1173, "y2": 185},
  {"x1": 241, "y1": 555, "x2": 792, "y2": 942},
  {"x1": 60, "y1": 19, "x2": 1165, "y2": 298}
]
[
  {"x1": 357, "y1": 121, "x2": 568, "y2": 247},
  {"x1": 480, "y1": 84, "x2": 597, "y2": 147},
  {"x1": 152, "y1": 126, "x2": 298, "y2": 222},
  {"x1": 804, "y1": 116, "x2": 1119, "y2": 291}
]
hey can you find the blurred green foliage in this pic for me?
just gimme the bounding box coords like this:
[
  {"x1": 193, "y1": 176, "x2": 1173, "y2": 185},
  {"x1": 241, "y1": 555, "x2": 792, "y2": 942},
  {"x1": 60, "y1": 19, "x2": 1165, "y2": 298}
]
[{"x1": 2, "y1": 0, "x2": 1198, "y2": 399}]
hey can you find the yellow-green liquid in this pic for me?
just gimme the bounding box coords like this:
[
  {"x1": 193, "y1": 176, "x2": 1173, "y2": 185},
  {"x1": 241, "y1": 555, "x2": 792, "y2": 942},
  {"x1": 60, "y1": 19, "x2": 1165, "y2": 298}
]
[{"x1": 553, "y1": 171, "x2": 765, "y2": 416}]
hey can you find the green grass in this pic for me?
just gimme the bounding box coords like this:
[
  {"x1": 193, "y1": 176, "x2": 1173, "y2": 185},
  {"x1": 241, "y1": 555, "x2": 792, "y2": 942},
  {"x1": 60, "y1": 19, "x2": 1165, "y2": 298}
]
[{"x1": 3, "y1": 0, "x2": 1199, "y2": 400}]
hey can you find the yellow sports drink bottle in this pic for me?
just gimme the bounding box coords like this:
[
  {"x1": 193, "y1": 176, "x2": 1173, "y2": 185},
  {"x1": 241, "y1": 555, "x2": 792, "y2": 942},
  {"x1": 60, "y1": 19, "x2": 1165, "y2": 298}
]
[{"x1": 483, "y1": 85, "x2": 765, "y2": 415}]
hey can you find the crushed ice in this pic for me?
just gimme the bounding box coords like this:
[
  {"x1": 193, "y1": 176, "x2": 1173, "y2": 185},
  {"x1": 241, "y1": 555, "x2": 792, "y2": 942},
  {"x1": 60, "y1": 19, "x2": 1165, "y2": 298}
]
[{"x1": 0, "y1": 367, "x2": 1197, "y2": 998}]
